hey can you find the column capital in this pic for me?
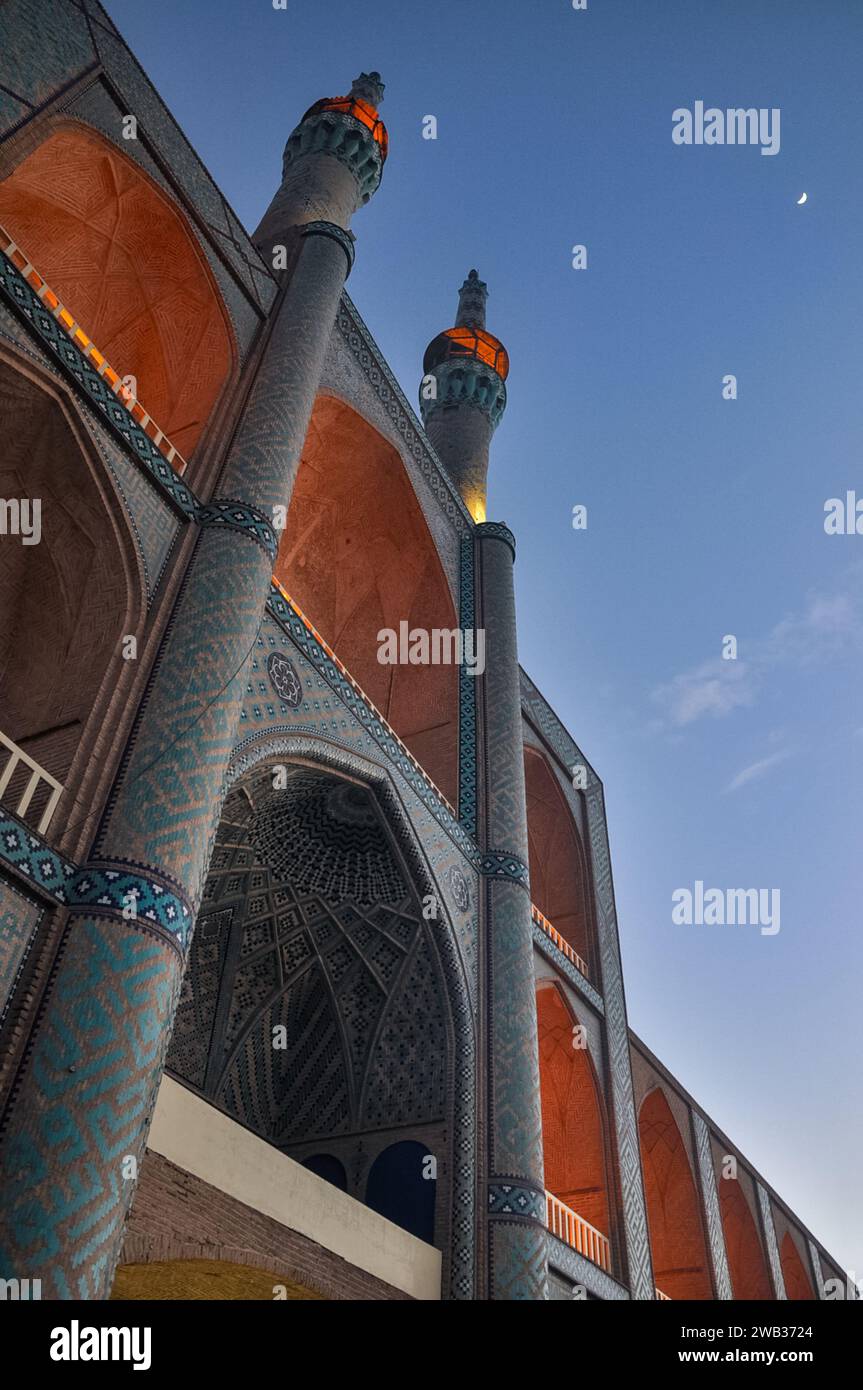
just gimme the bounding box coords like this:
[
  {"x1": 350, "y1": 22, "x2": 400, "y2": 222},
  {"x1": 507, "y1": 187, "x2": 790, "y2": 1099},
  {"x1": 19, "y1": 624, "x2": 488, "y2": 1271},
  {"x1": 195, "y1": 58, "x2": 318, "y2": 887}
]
[
  {"x1": 301, "y1": 220, "x2": 356, "y2": 275},
  {"x1": 475, "y1": 520, "x2": 516, "y2": 560}
]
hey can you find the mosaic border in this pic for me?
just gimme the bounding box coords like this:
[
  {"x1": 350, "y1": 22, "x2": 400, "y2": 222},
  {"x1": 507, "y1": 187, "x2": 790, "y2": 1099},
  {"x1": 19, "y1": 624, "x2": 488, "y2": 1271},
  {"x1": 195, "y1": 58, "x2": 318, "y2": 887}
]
[{"x1": 692, "y1": 1110, "x2": 733, "y2": 1300}]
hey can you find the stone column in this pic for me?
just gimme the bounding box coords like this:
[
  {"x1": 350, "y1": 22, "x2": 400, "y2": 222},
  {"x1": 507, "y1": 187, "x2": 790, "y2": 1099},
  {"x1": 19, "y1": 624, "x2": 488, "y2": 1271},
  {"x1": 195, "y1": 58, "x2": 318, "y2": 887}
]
[
  {"x1": 0, "y1": 74, "x2": 385, "y2": 1299},
  {"x1": 476, "y1": 520, "x2": 548, "y2": 1300}
]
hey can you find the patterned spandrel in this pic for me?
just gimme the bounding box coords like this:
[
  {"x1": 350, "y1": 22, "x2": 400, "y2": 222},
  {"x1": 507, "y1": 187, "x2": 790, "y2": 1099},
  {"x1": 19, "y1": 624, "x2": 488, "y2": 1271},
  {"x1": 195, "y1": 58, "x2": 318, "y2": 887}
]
[
  {"x1": 547, "y1": 1234, "x2": 631, "y2": 1301},
  {"x1": 757, "y1": 1183, "x2": 787, "y2": 1299},
  {"x1": 693, "y1": 1111, "x2": 733, "y2": 1300}
]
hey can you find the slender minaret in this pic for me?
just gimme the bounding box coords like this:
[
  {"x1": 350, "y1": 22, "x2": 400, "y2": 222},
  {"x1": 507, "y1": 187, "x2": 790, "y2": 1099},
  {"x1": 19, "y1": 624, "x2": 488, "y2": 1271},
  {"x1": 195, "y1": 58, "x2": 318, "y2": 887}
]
[
  {"x1": 0, "y1": 75, "x2": 386, "y2": 1299},
  {"x1": 419, "y1": 270, "x2": 508, "y2": 521},
  {"x1": 254, "y1": 71, "x2": 387, "y2": 266}
]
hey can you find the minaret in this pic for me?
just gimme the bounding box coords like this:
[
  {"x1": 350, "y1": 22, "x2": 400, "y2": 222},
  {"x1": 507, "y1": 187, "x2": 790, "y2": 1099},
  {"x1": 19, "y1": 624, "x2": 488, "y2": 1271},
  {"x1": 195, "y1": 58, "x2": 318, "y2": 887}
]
[
  {"x1": 419, "y1": 270, "x2": 508, "y2": 521},
  {"x1": 0, "y1": 75, "x2": 386, "y2": 1300},
  {"x1": 254, "y1": 71, "x2": 387, "y2": 265}
]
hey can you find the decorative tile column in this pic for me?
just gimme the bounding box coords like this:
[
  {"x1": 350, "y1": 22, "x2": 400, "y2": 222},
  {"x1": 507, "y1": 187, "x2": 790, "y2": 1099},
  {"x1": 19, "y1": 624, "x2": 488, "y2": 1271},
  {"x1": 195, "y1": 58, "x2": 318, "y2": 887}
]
[
  {"x1": 757, "y1": 1183, "x2": 787, "y2": 1300},
  {"x1": 692, "y1": 1110, "x2": 733, "y2": 1300},
  {"x1": 476, "y1": 521, "x2": 548, "y2": 1300},
  {"x1": 0, "y1": 74, "x2": 386, "y2": 1299}
]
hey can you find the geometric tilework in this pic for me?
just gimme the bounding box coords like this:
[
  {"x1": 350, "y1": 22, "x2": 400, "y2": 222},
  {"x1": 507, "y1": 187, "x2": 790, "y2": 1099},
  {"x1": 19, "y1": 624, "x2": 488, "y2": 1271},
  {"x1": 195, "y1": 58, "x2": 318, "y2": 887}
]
[
  {"x1": 585, "y1": 780, "x2": 655, "y2": 1300},
  {"x1": 458, "y1": 536, "x2": 478, "y2": 837},
  {"x1": 692, "y1": 1110, "x2": 733, "y2": 1300},
  {"x1": 265, "y1": 584, "x2": 481, "y2": 870},
  {"x1": 197, "y1": 497, "x2": 278, "y2": 562},
  {"x1": 547, "y1": 1232, "x2": 631, "y2": 1301},
  {"x1": 757, "y1": 1183, "x2": 788, "y2": 1300},
  {"x1": 0, "y1": 812, "x2": 191, "y2": 953},
  {"x1": 488, "y1": 1181, "x2": 546, "y2": 1222},
  {"x1": 531, "y1": 919, "x2": 604, "y2": 1014},
  {"x1": 480, "y1": 851, "x2": 529, "y2": 887},
  {"x1": 0, "y1": 874, "x2": 44, "y2": 1022},
  {"x1": 0, "y1": 917, "x2": 180, "y2": 1298}
]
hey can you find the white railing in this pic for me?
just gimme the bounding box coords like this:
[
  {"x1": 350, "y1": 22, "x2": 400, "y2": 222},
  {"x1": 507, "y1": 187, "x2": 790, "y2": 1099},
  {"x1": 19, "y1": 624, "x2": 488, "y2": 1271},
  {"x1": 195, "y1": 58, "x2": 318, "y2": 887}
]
[
  {"x1": 0, "y1": 730, "x2": 63, "y2": 834},
  {"x1": 531, "y1": 903, "x2": 590, "y2": 980},
  {"x1": 545, "y1": 1190, "x2": 611, "y2": 1273},
  {"x1": 655, "y1": 1286, "x2": 672, "y2": 1301}
]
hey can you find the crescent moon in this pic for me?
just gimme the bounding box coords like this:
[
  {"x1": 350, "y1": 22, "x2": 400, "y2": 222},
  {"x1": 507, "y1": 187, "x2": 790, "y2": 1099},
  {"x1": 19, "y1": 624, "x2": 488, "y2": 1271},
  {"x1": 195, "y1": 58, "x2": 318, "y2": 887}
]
[{"x1": 797, "y1": 192, "x2": 808, "y2": 205}]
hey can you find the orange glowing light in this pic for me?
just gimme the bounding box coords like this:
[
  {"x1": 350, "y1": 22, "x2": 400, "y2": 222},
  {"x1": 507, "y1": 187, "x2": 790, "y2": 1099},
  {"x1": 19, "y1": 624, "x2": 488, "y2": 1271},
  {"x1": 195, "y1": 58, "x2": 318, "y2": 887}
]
[{"x1": 302, "y1": 95, "x2": 388, "y2": 161}]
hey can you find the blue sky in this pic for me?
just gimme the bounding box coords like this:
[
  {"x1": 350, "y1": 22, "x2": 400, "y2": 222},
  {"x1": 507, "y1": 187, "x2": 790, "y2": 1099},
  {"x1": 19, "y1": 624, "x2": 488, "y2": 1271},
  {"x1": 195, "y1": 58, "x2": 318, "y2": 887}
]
[{"x1": 103, "y1": 0, "x2": 862, "y2": 1280}]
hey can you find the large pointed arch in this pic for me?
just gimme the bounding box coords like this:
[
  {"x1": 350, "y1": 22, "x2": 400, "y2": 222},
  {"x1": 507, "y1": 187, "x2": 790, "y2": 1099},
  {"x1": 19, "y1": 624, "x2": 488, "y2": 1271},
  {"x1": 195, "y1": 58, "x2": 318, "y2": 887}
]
[
  {"x1": 274, "y1": 395, "x2": 459, "y2": 803},
  {"x1": 780, "y1": 1231, "x2": 815, "y2": 1300},
  {"x1": 638, "y1": 1088, "x2": 713, "y2": 1300},
  {"x1": 0, "y1": 351, "x2": 143, "y2": 833},
  {"x1": 0, "y1": 124, "x2": 236, "y2": 461},
  {"x1": 719, "y1": 1176, "x2": 773, "y2": 1300},
  {"x1": 166, "y1": 739, "x2": 476, "y2": 1293},
  {"x1": 524, "y1": 746, "x2": 592, "y2": 969},
  {"x1": 536, "y1": 981, "x2": 610, "y2": 1242}
]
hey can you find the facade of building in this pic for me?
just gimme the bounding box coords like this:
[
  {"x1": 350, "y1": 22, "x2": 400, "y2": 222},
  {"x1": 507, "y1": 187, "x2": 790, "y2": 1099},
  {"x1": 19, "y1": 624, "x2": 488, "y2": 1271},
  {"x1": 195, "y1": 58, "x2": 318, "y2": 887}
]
[{"x1": 0, "y1": 0, "x2": 848, "y2": 1301}]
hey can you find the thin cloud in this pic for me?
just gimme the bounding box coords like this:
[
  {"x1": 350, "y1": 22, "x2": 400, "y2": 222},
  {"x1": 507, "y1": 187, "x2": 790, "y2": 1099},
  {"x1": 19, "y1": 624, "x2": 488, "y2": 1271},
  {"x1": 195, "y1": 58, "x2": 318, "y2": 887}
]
[
  {"x1": 651, "y1": 576, "x2": 862, "y2": 731},
  {"x1": 724, "y1": 748, "x2": 793, "y2": 794}
]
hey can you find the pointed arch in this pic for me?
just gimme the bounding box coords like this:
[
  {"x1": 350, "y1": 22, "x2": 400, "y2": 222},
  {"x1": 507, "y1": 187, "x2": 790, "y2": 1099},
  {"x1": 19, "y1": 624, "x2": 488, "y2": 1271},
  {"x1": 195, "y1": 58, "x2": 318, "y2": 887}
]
[
  {"x1": 638, "y1": 1088, "x2": 712, "y2": 1300},
  {"x1": 0, "y1": 124, "x2": 236, "y2": 461},
  {"x1": 524, "y1": 746, "x2": 592, "y2": 968},
  {"x1": 719, "y1": 1176, "x2": 773, "y2": 1300},
  {"x1": 781, "y1": 1231, "x2": 815, "y2": 1300},
  {"x1": 275, "y1": 395, "x2": 459, "y2": 803},
  {"x1": 536, "y1": 981, "x2": 610, "y2": 1241},
  {"x1": 0, "y1": 352, "x2": 143, "y2": 830}
]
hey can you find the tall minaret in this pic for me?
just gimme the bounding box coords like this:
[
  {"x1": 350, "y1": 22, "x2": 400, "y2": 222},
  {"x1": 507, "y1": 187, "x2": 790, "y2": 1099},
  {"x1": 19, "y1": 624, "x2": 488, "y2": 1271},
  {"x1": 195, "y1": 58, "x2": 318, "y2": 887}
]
[
  {"x1": 253, "y1": 71, "x2": 387, "y2": 265},
  {"x1": 419, "y1": 270, "x2": 508, "y2": 521}
]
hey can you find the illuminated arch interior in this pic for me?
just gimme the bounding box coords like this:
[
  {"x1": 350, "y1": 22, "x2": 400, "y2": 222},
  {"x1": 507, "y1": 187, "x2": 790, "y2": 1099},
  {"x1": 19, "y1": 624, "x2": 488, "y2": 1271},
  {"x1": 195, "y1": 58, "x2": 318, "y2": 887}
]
[
  {"x1": 638, "y1": 1088, "x2": 713, "y2": 1300},
  {"x1": 0, "y1": 126, "x2": 234, "y2": 459},
  {"x1": 275, "y1": 395, "x2": 459, "y2": 803},
  {"x1": 524, "y1": 746, "x2": 592, "y2": 967},
  {"x1": 718, "y1": 1175, "x2": 773, "y2": 1300},
  {"x1": 537, "y1": 982, "x2": 609, "y2": 1241},
  {"x1": 780, "y1": 1231, "x2": 815, "y2": 1300}
]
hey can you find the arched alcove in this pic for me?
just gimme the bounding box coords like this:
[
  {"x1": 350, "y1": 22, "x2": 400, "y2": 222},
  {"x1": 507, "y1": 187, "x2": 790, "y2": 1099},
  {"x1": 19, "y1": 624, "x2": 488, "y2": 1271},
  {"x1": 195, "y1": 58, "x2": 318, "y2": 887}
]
[
  {"x1": 780, "y1": 1231, "x2": 815, "y2": 1300},
  {"x1": 524, "y1": 747, "x2": 592, "y2": 968},
  {"x1": 718, "y1": 1176, "x2": 773, "y2": 1299},
  {"x1": 301, "y1": 1154, "x2": 348, "y2": 1192},
  {"x1": 274, "y1": 395, "x2": 459, "y2": 803},
  {"x1": 536, "y1": 982, "x2": 609, "y2": 1243},
  {"x1": 638, "y1": 1088, "x2": 713, "y2": 1300},
  {"x1": 166, "y1": 759, "x2": 455, "y2": 1251},
  {"x1": 366, "y1": 1140, "x2": 436, "y2": 1244},
  {"x1": 0, "y1": 126, "x2": 235, "y2": 460},
  {"x1": 0, "y1": 356, "x2": 138, "y2": 812}
]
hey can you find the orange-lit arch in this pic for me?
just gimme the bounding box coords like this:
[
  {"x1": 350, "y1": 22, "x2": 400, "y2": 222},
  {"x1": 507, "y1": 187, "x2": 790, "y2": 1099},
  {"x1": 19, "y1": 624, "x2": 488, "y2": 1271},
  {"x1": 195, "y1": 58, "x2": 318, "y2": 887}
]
[
  {"x1": 780, "y1": 1231, "x2": 815, "y2": 1300},
  {"x1": 719, "y1": 1176, "x2": 772, "y2": 1300},
  {"x1": 524, "y1": 747, "x2": 592, "y2": 967},
  {"x1": 275, "y1": 395, "x2": 459, "y2": 803},
  {"x1": 536, "y1": 982, "x2": 609, "y2": 1240},
  {"x1": 0, "y1": 126, "x2": 235, "y2": 459},
  {"x1": 639, "y1": 1088, "x2": 712, "y2": 1300}
]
